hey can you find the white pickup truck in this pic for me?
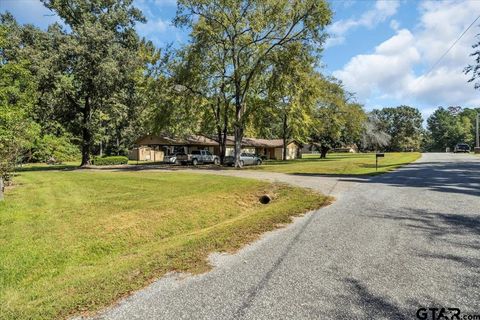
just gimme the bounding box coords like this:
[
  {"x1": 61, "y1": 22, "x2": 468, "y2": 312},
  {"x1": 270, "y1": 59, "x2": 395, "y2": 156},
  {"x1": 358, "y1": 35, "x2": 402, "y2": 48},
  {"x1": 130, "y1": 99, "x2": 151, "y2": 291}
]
[{"x1": 176, "y1": 150, "x2": 220, "y2": 166}]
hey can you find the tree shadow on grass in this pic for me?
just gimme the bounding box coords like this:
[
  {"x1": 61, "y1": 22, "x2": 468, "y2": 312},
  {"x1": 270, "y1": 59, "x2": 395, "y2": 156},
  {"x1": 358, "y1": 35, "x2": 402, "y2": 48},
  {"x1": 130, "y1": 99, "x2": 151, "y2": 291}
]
[
  {"x1": 15, "y1": 164, "x2": 78, "y2": 172},
  {"x1": 260, "y1": 158, "x2": 338, "y2": 166}
]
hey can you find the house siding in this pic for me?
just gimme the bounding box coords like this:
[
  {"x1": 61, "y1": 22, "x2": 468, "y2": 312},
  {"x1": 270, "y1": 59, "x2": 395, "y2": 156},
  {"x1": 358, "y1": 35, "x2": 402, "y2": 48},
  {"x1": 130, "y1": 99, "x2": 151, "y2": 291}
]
[{"x1": 130, "y1": 135, "x2": 301, "y2": 161}]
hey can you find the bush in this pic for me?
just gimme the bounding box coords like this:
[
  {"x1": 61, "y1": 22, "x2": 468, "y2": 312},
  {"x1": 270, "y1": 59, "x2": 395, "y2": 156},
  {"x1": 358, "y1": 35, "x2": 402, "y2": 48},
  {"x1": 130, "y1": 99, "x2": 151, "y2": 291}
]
[
  {"x1": 92, "y1": 156, "x2": 128, "y2": 166},
  {"x1": 31, "y1": 134, "x2": 80, "y2": 163}
]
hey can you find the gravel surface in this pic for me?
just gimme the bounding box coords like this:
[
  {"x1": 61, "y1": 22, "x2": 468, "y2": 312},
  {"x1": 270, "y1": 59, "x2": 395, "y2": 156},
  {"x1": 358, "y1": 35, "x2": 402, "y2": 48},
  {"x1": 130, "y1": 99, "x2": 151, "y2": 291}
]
[
  {"x1": 89, "y1": 153, "x2": 480, "y2": 320},
  {"x1": 177, "y1": 168, "x2": 366, "y2": 197}
]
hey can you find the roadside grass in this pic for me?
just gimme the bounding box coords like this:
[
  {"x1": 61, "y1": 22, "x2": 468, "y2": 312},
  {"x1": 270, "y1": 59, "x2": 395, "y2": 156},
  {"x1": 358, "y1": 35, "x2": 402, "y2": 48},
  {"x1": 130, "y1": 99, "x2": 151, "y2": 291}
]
[
  {"x1": 0, "y1": 170, "x2": 329, "y2": 320},
  {"x1": 252, "y1": 152, "x2": 421, "y2": 175}
]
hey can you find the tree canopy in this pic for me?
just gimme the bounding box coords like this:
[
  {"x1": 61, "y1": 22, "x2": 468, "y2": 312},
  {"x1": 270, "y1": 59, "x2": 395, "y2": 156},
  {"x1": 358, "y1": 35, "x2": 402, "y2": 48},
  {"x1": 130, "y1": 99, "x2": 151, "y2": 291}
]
[
  {"x1": 174, "y1": 0, "x2": 332, "y2": 166},
  {"x1": 1, "y1": 0, "x2": 435, "y2": 184},
  {"x1": 370, "y1": 106, "x2": 423, "y2": 152},
  {"x1": 426, "y1": 106, "x2": 478, "y2": 151}
]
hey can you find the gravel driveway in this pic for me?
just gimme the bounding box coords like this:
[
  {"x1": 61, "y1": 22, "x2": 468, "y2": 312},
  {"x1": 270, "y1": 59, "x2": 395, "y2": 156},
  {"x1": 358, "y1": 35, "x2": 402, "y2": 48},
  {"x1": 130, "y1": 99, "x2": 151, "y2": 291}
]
[
  {"x1": 178, "y1": 168, "x2": 367, "y2": 197},
  {"x1": 90, "y1": 153, "x2": 480, "y2": 320}
]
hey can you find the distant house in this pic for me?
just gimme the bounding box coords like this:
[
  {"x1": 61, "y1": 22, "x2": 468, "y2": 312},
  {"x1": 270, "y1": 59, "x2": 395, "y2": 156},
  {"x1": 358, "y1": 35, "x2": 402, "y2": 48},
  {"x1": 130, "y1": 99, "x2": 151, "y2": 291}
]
[
  {"x1": 301, "y1": 143, "x2": 358, "y2": 154},
  {"x1": 223, "y1": 136, "x2": 300, "y2": 160},
  {"x1": 129, "y1": 135, "x2": 218, "y2": 162},
  {"x1": 129, "y1": 135, "x2": 301, "y2": 161},
  {"x1": 332, "y1": 144, "x2": 358, "y2": 153}
]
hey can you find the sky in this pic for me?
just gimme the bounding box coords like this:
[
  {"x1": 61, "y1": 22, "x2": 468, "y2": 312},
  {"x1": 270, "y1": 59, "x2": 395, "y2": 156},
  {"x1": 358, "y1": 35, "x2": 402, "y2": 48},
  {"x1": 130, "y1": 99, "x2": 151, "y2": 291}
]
[{"x1": 2, "y1": 0, "x2": 480, "y2": 119}]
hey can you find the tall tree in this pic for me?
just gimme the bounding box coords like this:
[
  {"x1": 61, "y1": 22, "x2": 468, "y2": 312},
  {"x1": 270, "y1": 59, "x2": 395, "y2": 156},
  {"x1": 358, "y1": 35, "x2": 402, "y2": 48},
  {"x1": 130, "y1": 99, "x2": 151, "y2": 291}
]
[
  {"x1": 0, "y1": 21, "x2": 38, "y2": 188},
  {"x1": 361, "y1": 114, "x2": 391, "y2": 151},
  {"x1": 426, "y1": 107, "x2": 475, "y2": 151},
  {"x1": 40, "y1": 0, "x2": 145, "y2": 166},
  {"x1": 458, "y1": 107, "x2": 480, "y2": 147},
  {"x1": 169, "y1": 39, "x2": 234, "y2": 164},
  {"x1": 259, "y1": 44, "x2": 317, "y2": 160},
  {"x1": 370, "y1": 106, "x2": 423, "y2": 152},
  {"x1": 310, "y1": 77, "x2": 366, "y2": 158},
  {"x1": 175, "y1": 0, "x2": 332, "y2": 167},
  {"x1": 465, "y1": 29, "x2": 480, "y2": 89}
]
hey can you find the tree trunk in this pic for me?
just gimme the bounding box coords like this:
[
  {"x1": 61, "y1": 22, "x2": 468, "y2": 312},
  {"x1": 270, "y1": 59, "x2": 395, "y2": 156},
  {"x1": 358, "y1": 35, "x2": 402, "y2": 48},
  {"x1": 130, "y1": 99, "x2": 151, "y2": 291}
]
[
  {"x1": 116, "y1": 136, "x2": 120, "y2": 156},
  {"x1": 0, "y1": 176, "x2": 4, "y2": 201},
  {"x1": 216, "y1": 127, "x2": 227, "y2": 165},
  {"x1": 282, "y1": 113, "x2": 288, "y2": 161},
  {"x1": 320, "y1": 146, "x2": 329, "y2": 159},
  {"x1": 80, "y1": 95, "x2": 92, "y2": 167},
  {"x1": 234, "y1": 123, "x2": 243, "y2": 168},
  {"x1": 233, "y1": 96, "x2": 244, "y2": 168},
  {"x1": 221, "y1": 105, "x2": 228, "y2": 163}
]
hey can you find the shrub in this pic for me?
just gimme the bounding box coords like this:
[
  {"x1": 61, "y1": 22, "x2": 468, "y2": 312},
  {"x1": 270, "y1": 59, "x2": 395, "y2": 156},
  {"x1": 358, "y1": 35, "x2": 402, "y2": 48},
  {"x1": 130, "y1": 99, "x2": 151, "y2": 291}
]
[
  {"x1": 31, "y1": 134, "x2": 80, "y2": 163},
  {"x1": 92, "y1": 156, "x2": 128, "y2": 166}
]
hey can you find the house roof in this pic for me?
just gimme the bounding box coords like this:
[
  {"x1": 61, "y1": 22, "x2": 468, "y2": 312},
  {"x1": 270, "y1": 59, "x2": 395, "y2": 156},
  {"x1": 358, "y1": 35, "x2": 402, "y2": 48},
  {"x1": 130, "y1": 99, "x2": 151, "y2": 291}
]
[
  {"x1": 134, "y1": 135, "x2": 218, "y2": 146},
  {"x1": 135, "y1": 134, "x2": 299, "y2": 148},
  {"x1": 223, "y1": 136, "x2": 285, "y2": 148}
]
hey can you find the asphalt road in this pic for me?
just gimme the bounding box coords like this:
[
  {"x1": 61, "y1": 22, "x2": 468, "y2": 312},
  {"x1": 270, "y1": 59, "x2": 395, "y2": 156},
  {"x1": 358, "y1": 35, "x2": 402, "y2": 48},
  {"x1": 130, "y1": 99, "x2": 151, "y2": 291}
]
[{"x1": 92, "y1": 153, "x2": 480, "y2": 320}]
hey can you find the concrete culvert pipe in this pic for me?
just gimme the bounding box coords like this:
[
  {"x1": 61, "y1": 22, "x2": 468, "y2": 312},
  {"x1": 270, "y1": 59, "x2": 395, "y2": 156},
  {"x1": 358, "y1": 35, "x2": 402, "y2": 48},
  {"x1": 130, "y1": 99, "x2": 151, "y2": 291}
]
[{"x1": 259, "y1": 194, "x2": 271, "y2": 204}]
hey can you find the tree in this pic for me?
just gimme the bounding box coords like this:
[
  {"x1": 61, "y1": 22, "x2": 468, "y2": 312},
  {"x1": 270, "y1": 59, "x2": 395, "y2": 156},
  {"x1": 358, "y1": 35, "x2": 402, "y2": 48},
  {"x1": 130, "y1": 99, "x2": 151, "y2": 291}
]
[
  {"x1": 370, "y1": 106, "x2": 423, "y2": 151},
  {"x1": 0, "y1": 22, "x2": 38, "y2": 188},
  {"x1": 465, "y1": 30, "x2": 480, "y2": 89},
  {"x1": 175, "y1": 0, "x2": 332, "y2": 167},
  {"x1": 168, "y1": 38, "x2": 234, "y2": 164},
  {"x1": 457, "y1": 107, "x2": 480, "y2": 147},
  {"x1": 258, "y1": 44, "x2": 317, "y2": 160},
  {"x1": 39, "y1": 0, "x2": 145, "y2": 166},
  {"x1": 310, "y1": 77, "x2": 366, "y2": 158},
  {"x1": 361, "y1": 114, "x2": 391, "y2": 151},
  {"x1": 426, "y1": 107, "x2": 475, "y2": 151}
]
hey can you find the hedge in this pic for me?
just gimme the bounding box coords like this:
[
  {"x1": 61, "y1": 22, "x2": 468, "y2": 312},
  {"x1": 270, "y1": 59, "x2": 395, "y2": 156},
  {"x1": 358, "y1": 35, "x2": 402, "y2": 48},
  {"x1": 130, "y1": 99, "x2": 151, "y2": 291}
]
[{"x1": 92, "y1": 156, "x2": 128, "y2": 166}]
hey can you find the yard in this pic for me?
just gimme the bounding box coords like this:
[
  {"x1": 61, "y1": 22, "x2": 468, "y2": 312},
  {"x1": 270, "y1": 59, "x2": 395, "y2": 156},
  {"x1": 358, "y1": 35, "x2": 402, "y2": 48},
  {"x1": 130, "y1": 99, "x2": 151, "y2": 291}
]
[
  {"x1": 0, "y1": 170, "x2": 329, "y2": 320},
  {"x1": 252, "y1": 152, "x2": 421, "y2": 175}
]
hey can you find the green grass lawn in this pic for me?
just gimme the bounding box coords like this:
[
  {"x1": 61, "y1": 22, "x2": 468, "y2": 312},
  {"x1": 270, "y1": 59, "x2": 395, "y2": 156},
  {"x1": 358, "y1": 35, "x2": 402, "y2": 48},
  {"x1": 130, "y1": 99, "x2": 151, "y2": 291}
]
[
  {"x1": 0, "y1": 170, "x2": 329, "y2": 320},
  {"x1": 252, "y1": 152, "x2": 421, "y2": 175}
]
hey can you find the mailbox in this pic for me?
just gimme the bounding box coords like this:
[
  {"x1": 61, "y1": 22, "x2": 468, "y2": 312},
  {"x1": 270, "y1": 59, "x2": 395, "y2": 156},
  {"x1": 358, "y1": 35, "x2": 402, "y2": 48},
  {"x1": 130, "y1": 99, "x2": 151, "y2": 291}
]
[{"x1": 376, "y1": 153, "x2": 385, "y2": 158}]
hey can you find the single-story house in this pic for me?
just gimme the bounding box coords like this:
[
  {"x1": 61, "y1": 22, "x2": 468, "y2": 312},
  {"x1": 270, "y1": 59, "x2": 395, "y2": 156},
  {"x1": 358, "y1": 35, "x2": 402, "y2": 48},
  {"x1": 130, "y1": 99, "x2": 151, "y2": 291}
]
[
  {"x1": 129, "y1": 134, "x2": 301, "y2": 161},
  {"x1": 223, "y1": 136, "x2": 299, "y2": 160},
  {"x1": 129, "y1": 135, "x2": 219, "y2": 162},
  {"x1": 301, "y1": 143, "x2": 358, "y2": 154},
  {"x1": 332, "y1": 144, "x2": 358, "y2": 153}
]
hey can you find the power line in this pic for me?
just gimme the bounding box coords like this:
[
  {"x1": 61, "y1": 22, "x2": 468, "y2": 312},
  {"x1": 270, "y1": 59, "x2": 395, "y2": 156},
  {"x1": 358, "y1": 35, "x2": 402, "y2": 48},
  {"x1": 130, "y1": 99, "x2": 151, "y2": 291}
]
[{"x1": 421, "y1": 14, "x2": 480, "y2": 79}]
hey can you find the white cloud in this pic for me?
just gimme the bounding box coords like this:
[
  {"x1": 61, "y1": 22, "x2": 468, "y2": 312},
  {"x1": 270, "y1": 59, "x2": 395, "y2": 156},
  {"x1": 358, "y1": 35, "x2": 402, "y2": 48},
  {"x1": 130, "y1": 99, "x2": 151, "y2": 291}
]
[
  {"x1": 389, "y1": 19, "x2": 400, "y2": 31},
  {"x1": 0, "y1": 0, "x2": 61, "y2": 28},
  {"x1": 334, "y1": 29, "x2": 420, "y2": 99},
  {"x1": 137, "y1": 17, "x2": 169, "y2": 34},
  {"x1": 327, "y1": 0, "x2": 400, "y2": 47},
  {"x1": 134, "y1": 0, "x2": 177, "y2": 42},
  {"x1": 332, "y1": 0, "x2": 480, "y2": 109},
  {"x1": 154, "y1": 0, "x2": 177, "y2": 6}
]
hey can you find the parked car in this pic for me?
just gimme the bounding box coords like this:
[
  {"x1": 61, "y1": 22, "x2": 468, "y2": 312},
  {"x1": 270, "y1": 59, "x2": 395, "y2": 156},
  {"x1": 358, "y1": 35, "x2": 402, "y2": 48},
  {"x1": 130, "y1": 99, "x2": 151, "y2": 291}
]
[
  {"x1": 224, "y1": 153, "x2": 263, "y2": 167},
  {"x1": 454, "y1": 143, "x2": 470, "y2": 153},
  {"x1": 164, "y1": 153, "x2": 183, "y2": 164},
  {"x1": 176, "y1": 150, "x2": 220, "y2": 165},
  {"x1": 255, "y1": 153, "x2": 268, "y2": 160}
]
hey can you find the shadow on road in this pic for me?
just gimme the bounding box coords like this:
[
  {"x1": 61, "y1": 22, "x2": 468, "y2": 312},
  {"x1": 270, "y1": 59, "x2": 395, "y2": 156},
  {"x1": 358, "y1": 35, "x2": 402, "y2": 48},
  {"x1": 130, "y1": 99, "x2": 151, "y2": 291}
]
[
  {"x1": 367, "y1": 206, "x2": 480, "y2": 298},
  {"x1": 341, "y1": 277, "x2": 411, "y2": 319},
  {"x1": 337, "y1": 159, "x2": 480, "y2": 197}
]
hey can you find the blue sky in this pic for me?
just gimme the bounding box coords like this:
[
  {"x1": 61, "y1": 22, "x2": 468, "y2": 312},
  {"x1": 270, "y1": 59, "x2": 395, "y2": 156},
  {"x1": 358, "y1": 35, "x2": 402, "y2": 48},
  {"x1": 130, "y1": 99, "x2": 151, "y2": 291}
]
[{"x1": 2, "y1": 0, "x2": 480, "y2": 119}]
